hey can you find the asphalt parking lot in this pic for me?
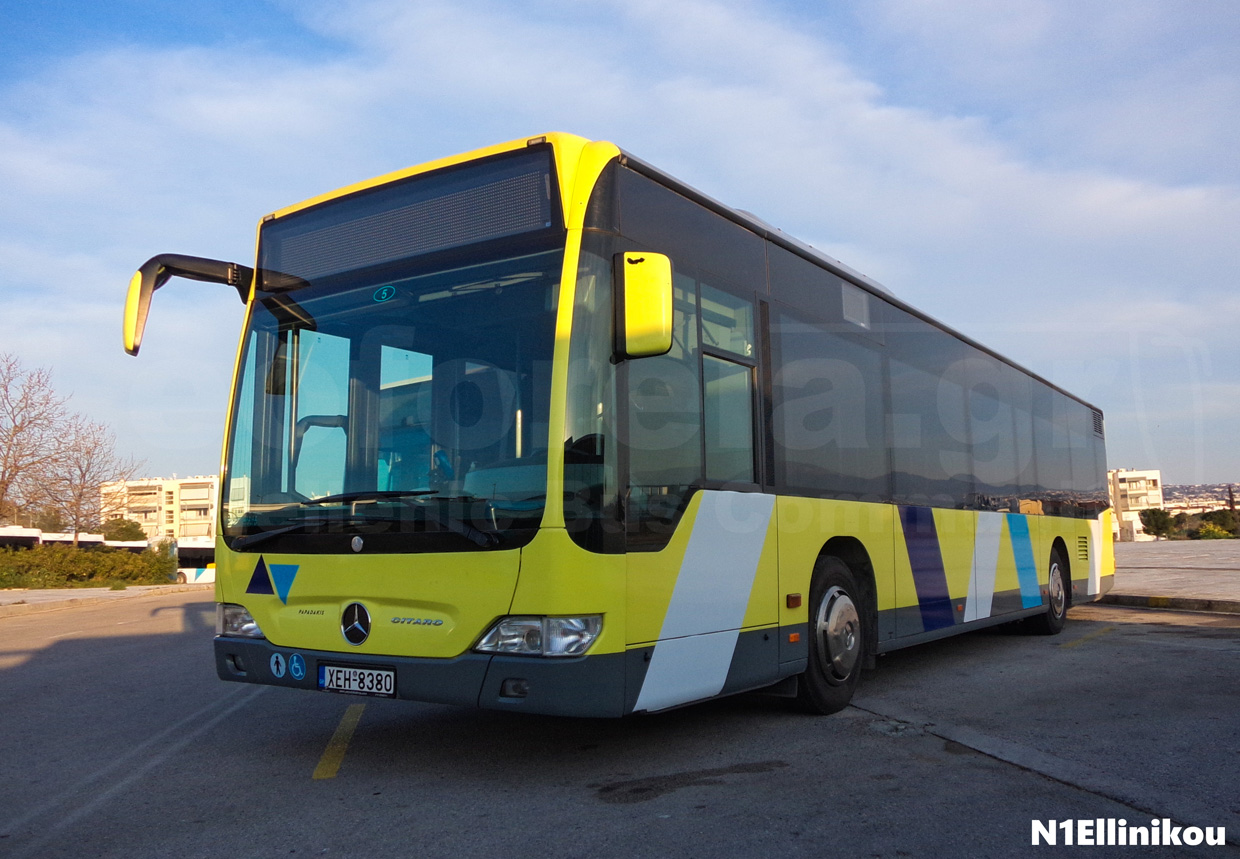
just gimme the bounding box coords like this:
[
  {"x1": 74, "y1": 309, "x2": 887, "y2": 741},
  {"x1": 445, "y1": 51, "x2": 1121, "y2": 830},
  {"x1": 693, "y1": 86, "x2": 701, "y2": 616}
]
[{"x1": 1, "y1": 558, "x2": 1237, "y2": 858}]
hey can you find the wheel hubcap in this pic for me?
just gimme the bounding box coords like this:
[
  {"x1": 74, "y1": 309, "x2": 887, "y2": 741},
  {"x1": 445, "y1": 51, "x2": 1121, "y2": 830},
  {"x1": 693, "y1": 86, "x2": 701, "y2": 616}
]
[
  {"x1": 815, "y1": 586, "x2": 860, "y2": 681},
  {"x1": 1048, "y1": 563, "x2": 1065, "y2": 618}
]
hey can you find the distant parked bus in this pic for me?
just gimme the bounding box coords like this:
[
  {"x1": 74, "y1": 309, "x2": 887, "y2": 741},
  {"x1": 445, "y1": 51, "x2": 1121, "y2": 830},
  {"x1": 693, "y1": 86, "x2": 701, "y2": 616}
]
[
  {"x1": 0, "y1": 526, "x2": 41, "y2": 550},
  {"x1": 122, "y1": 133, "x2": 1113, "y2": 716},
  {"x1": 175, "y1": 565, "x2": 216, "y2": 585}
]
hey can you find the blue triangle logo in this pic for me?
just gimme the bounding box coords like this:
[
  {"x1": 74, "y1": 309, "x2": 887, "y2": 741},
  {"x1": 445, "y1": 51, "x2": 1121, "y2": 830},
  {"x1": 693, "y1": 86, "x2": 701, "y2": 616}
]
[
  {"x1": 269, "y1": 563, "x2": 300, "y2": 605},
  {"x1": 246, "y1": 557, "x2": 275, "y2": 595}
]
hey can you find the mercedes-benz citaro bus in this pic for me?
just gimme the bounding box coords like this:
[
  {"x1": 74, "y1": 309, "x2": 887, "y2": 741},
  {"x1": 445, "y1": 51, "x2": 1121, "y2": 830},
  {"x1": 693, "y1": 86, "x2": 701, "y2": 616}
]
[{"x1": 123, "y1": 133, "x2": 1113, "y2": 717}]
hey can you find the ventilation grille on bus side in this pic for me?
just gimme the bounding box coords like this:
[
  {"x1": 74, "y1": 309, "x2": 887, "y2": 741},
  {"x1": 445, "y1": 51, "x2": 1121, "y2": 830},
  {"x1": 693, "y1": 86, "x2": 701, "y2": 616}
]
[
  {"x1": 1077, "y1": 537, "x2": 1090, "y2": 563},
  {"x1": 1092, "y1": 409, "x2": 1105, "y2": 437}
]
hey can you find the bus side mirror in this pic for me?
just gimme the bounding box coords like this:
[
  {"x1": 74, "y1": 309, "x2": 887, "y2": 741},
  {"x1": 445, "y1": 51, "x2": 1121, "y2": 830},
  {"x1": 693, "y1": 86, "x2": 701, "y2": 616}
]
[
  {"x1": 614, "y1": 252, "x2": 673, "y2": 359},
  {"x1": 123, "y1": 254, "x2": 253, "y2": 356}
]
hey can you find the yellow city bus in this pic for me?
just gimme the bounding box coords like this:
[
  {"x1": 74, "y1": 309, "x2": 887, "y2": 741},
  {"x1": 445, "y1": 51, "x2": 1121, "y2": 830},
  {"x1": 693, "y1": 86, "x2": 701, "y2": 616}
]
[{"x1": 123, "y1": 133, "x2": 1113, "y2": 716}]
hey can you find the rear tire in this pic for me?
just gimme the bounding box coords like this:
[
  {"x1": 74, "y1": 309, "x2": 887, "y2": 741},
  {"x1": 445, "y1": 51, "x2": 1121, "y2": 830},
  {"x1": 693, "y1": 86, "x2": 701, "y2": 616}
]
[
  {"x1": 1026, "y1": 548, "x2": 1068, "y2": 635},
  {"x1": 797, "y1": 556, "x2": 866, "y2": 714},
  {"x1": 176, "y1": 572, "x2": 187, "y2": 584}
]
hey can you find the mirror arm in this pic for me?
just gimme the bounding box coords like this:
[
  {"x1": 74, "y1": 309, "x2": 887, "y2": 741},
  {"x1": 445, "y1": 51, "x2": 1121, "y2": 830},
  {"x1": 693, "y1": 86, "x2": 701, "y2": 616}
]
[
  {"x1": 143, "y1": 253, "x2": 254, "y2": 303},
  {"x1": 125, "y1": 253, "x2": 254, "y2": 356}
]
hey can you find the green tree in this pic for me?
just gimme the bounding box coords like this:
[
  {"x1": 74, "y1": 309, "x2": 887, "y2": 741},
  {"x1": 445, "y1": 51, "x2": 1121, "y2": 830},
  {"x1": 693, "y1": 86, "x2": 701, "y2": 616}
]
[
  {"x1": 1139, "y1": 508, "x2": 1175, "y2": 539},
  {"x1": 101, "y1": 518, "x2": 146, "y2": 541},
  {"x1": 30, "y1": 507, "x2": 66, "y2": 532}
]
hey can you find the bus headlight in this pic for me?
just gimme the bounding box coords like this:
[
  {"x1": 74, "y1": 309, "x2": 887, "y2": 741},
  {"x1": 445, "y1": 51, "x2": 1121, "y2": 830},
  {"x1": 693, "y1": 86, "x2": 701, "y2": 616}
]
[
  {"x1": 475, "y1": 616, "x2": 602, "y2": 657},
  {"x1": 217, "y1": 603, "x2": 265, "y2": 638}
]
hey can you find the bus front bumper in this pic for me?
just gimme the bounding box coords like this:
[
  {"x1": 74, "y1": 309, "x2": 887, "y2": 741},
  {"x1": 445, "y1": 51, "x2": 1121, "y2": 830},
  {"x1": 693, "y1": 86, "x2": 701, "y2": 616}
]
[{"x1": 214, "y1": 636, "x2": 627, "y2": 717}]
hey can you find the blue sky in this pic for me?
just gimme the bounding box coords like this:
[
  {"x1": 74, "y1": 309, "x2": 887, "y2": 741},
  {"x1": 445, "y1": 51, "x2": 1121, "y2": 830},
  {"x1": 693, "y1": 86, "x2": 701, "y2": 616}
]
[{"x1": 2, "y1": 0, "x2": 1238, "y2": 484}]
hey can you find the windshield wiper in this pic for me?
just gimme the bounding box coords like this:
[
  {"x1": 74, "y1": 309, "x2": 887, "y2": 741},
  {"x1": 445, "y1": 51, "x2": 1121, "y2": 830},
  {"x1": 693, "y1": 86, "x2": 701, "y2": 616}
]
[
  {"x1": 235, "y1": 494, "x2": 501, "y2": 550},
  {"x1": 302, "y1": 490, "x2": 437, "y2": 506},
  {"x1": 303, "y1": 490, "x2": 499, "y2": 547},
  {"x1": 401, "y1": 495, "x2": 501, "y2": 548},
  {"x1": 230, "y1": 514, "x2": 400, "y2": 551},
  {"x1": 230, "y1": 517, "x2": 334, "y2": 552}
]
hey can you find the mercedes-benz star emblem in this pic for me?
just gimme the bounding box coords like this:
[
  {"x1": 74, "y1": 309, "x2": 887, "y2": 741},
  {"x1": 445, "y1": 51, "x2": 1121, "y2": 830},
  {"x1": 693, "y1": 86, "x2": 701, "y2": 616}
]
[{"x1": 341, "y1": 602, "x2": 371, "y2": 646}]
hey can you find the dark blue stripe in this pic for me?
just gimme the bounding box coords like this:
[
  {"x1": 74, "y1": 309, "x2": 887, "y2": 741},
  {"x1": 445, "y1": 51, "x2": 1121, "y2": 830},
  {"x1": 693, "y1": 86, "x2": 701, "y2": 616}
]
[{"x1": 898, "y1": 506, "x2": 955, "y2": 632}]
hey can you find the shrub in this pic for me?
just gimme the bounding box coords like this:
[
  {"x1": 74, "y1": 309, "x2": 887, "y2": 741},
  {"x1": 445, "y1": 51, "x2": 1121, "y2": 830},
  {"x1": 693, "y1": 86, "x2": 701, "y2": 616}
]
[
  {"x1": 1200, "y1": 509, "x2": 1239, "y2": 535},
  {"x1": 0, "y1": 544, "x2": 177, "y2": 589},
  {"x1": 1196, "y1": 522, "x2": 1233, "y2": 540}
]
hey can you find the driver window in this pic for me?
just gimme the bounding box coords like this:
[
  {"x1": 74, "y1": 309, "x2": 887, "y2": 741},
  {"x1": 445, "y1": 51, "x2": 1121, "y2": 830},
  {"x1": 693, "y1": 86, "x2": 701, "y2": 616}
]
[{"x1": 626, "y1": 273, "x2": 701, "y2": 544}]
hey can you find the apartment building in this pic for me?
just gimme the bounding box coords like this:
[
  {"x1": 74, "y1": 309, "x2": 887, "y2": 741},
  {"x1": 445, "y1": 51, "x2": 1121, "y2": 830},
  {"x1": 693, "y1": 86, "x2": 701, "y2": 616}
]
[
  {"x1": 102, "y1": 475, "x2": 219, "y2": 546},
  {"x1": 1107, "y1": 468, "x2": 1164, "y2": 542}
]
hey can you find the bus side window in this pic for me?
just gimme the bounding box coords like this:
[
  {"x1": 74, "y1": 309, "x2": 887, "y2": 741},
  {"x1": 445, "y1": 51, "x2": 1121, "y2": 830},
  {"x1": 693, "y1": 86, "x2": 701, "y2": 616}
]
[
  {"x1": 700, "y1": 283, "x2": 757, "y2": 485},
  {"x1": 887, "y1": 311, "x2": 974, "y2": 509},
  {"x1": 703, "y1": 355, "x2": 755, "y2": 484},
  {"x1": 770, "y1": 307, "x2": 887, "y2": 500}
]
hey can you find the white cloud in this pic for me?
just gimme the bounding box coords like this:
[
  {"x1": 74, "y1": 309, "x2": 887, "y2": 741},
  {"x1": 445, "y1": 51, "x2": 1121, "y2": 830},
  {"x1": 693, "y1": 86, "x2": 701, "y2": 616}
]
[{"x1": 859, "y1": 0, "x2": 1240, "y2": 185}]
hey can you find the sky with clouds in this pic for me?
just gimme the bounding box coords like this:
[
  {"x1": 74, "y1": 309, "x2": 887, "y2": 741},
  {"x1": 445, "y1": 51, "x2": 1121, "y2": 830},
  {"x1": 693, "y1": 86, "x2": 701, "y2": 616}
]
[{"x1": 2, "y1": 0, "x2": 1237, "y2": 485}]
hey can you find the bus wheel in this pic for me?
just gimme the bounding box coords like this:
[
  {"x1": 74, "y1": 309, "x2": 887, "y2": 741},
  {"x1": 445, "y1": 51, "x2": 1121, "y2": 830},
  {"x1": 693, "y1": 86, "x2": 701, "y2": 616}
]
[
  {"x1": 797, "y1": 556, "x2": 865, "y2": 714},
  {"x1": 176, "y1": 572, "x2": 187, "y2": 584},
  {"x1": 1026, "y1": 548, "x2": 1068, "y2": 636}
]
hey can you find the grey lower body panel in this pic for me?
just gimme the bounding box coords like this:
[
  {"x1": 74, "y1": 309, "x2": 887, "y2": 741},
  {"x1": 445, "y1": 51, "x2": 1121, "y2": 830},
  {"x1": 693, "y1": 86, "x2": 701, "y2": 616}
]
[{"x1": 214, "y1": 637, "x2": 628, "y2": 718}]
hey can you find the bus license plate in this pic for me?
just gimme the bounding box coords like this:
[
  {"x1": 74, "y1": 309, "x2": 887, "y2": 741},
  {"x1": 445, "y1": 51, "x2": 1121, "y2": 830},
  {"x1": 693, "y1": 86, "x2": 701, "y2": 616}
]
[{"x1": 319, "y1": 664, "x2": 396, "y2": 697}]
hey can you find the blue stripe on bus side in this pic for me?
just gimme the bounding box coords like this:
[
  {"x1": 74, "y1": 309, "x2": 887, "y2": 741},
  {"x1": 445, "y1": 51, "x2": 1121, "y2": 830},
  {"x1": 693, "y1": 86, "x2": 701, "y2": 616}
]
[
  {"x1": 898, "y1": 506, "x2": 955, "y2": 632},
  {"x1": 1005, "y1": 514, "x2": 1043, "y2": 609}
]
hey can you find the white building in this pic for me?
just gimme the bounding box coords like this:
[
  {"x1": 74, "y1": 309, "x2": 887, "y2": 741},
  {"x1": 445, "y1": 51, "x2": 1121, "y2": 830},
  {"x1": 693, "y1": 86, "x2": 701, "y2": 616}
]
[
  {"x1": 102, "y1": 475, "x2": 220, "y2": 547},
  {"x1": 1107, "y1": 468, "x2": 1164, "y2": 542}
]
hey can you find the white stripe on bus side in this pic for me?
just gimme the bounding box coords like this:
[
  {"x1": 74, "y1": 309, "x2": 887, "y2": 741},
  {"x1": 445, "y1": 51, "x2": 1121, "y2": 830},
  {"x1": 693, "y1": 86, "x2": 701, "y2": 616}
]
[
  {"x1": 1088, "y1": 518, "x2": 1103, "y2": 596},
  {"x1": 634, "y1": 491, "x2": 776, "y2": 713},
  {"x1": 964, "y1": 511, "x2": 1004, "y2": 622}
]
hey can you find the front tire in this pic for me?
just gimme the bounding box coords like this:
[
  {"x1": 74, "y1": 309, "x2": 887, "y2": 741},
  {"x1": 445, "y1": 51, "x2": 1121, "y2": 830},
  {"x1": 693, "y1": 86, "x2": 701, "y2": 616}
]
[
  {"x1": 1027, "y1": 548, "x2": 1068, "y2": 635},
  {"x1": 797, "y1": 556, "x2": 866, "y2": 714}
]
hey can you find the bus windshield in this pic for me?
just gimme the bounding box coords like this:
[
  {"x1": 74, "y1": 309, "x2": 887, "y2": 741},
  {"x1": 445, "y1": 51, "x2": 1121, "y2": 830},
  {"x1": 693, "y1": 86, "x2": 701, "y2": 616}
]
[
  {"x1": 223, "y1": 246, "x2": 562, "y2": 552},
  {"x1": 221, "y1": 147, "x2": 565, "y2": 553}
]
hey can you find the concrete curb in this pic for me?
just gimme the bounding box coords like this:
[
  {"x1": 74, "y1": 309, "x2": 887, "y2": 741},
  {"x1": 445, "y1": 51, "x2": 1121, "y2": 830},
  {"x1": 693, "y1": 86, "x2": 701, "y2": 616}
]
[
  {"x1": 1099, "y1": 593, "x2": 1240, "y2": 615},
  {"x1": 0, "y1": 585, "x2": 213, "y2": 619}
]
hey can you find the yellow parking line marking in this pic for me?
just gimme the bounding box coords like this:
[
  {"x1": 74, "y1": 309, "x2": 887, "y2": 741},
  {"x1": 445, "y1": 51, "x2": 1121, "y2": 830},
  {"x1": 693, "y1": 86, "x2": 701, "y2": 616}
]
[
  {"x1": 313, "y1": 703, "x2": 366, "y2": 780},
  {"x1": 1059, "y1": 624, "x2": 1116, "y2": 649}
]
